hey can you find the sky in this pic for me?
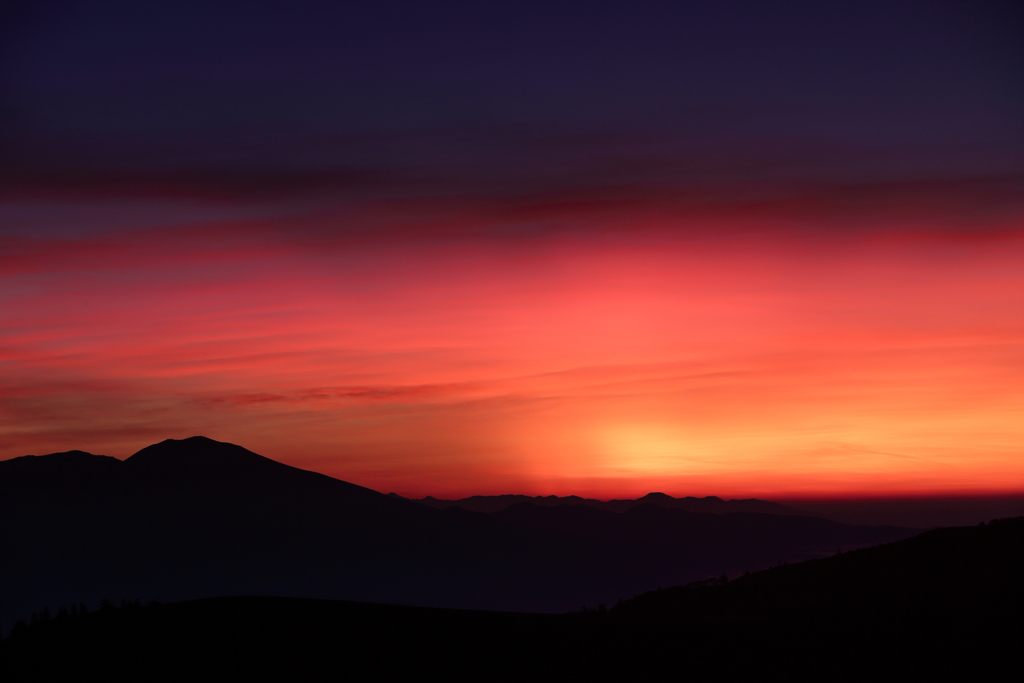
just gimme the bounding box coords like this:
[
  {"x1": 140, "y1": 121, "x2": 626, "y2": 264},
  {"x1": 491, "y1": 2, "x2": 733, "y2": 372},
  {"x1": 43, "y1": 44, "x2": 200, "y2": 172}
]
[{"x1": 1, "y1": 0, "x2": 1022, "y2": 499}]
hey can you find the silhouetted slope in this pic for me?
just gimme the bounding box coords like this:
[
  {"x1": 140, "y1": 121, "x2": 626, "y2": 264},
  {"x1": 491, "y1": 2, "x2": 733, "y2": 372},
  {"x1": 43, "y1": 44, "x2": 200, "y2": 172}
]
[
  {"x1": 125, "y1": 437, "x2": 411, "y2": 513},
  {"x1": 4, "y1": 519, "x2": 1021, "y2": 680},
  {"x1": 413, "y1": 491, "x2": 802, "y2": 515},
  {"x1": 125, "y1": 437, "x2": 386, "y2": 501},
  {"x1": 591, "y1": 516, "x2": 1024, "y2": 678},
  {"x1": 617, "y1": 515, "x2": 1024, "y2": 621},
  {"x1": 1, "y1": 437, "x2": 919, "y2": 631},
  {"x1": 0, "y1": 450, "x2": 122, "y2": 486}
]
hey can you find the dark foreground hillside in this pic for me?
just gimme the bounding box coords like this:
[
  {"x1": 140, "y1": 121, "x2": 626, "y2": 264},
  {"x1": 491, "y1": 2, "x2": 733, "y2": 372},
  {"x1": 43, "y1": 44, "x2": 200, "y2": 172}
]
[{"x1": 4, "y1": 517, "x2": 1022, "y2": 681}]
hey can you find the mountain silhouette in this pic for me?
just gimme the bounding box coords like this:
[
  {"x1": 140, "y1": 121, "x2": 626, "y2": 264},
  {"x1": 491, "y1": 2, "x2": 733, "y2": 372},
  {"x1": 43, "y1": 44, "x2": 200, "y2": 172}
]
[
  {"x1": 411, "y1": 490, "x2": 803, "y2": 515},
  {"x1": 4, "y1": 517, "x2": 1020, "y2": 679},
  {"x1": 1, "y1": 436, "x2": 918, "y2": 631}
]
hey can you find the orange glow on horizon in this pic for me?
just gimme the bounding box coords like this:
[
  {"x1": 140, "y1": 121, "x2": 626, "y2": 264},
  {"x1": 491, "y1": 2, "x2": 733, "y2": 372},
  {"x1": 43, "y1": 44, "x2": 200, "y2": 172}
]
[{"x1": 2, "y1": 192, "x2": 1022, "y2": 499}]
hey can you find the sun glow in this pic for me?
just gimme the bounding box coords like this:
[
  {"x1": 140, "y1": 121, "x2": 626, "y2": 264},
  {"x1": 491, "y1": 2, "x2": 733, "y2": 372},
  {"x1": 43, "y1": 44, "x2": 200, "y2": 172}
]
[{"x1": 599, "y1": 425, "x2": 703, "y2": 475}]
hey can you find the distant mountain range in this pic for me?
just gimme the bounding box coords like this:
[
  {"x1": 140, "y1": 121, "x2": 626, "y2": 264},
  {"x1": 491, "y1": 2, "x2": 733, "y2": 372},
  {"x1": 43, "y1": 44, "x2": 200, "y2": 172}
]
[
  {"x1": 407, "y1": 491, "x2": 803, "y2": 515},
  {"x1": 1, "y1": 436, "x2": 918, "y2": 631}
]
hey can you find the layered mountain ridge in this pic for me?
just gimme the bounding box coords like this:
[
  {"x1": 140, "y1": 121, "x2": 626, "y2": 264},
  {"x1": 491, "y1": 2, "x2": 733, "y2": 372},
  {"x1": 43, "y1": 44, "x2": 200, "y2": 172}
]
[
  {"x1": 1, "y1": 436, "x2": 918, "y2": 631},
  {"x1": 409, "y1": 490, "x2": 802, "y2": 515}
]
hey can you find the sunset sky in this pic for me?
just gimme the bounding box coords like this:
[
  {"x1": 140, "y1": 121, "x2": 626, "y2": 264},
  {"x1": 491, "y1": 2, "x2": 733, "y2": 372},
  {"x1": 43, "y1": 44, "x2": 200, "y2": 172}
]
[{"x1": 2, "y1": 1, "x2": 1022, "y2": 498}]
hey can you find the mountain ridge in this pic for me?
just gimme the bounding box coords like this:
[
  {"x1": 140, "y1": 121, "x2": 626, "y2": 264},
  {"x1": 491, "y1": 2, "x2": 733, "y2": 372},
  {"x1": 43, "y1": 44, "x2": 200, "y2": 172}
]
[
  {"x1": 408, "y1": 491, "x2": 803, "y2": 516},
  {"x1": 0, "y1": 436, "x2": 921, "y2": 632}
]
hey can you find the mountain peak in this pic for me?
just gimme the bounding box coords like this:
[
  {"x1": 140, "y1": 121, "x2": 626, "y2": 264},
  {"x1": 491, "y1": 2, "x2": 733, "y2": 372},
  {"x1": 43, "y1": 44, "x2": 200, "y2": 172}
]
[
  {"x1": 18, "y1": 450, "x2": 104, "y2": 461},
  {"x1": 124, "y1": 436, "x2": 285, "y2": 476},
  {"x1": 118, "y1": 436, "x2": 389, "y2": 503},
  {"x1": 641, "y1": 492, "x2": 676, "y2": 501},
  {"x1": 0, "y1": 450, "x2": 122, "y2": 491}
]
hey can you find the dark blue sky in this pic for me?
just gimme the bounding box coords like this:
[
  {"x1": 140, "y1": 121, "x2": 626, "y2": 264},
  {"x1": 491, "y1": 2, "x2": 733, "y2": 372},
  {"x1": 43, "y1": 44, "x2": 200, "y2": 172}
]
[{"x1": 2, "y1": 0, "x2": 1022, "y2": 197}]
